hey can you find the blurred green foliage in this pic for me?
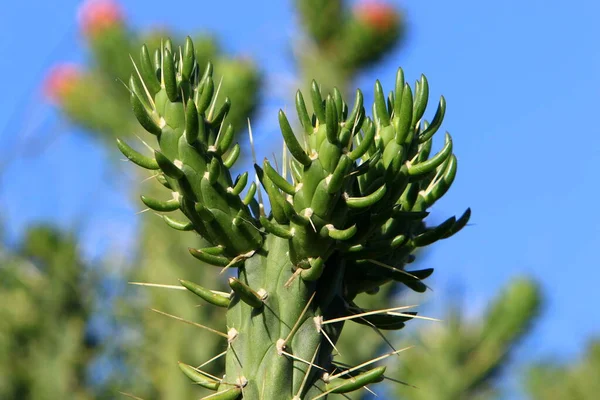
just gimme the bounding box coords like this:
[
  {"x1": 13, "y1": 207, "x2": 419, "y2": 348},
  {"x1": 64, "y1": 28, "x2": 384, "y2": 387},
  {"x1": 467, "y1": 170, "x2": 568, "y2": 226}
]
[
  {"x1": 392, "y1": 278, "x2": 541, "y2": 400},
  {"x1": 0, "y1": 225, "x2": 99, "y2": 399},
  {"x1": 526, "y1": 338, "x2": 600, "y2": 400}
]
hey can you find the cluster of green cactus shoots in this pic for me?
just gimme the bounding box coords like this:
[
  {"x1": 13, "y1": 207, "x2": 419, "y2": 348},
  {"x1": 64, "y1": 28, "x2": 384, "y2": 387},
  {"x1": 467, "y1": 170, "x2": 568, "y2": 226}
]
[{"x1": 118, "y1": 36, "x2": 470, "y2": 399}]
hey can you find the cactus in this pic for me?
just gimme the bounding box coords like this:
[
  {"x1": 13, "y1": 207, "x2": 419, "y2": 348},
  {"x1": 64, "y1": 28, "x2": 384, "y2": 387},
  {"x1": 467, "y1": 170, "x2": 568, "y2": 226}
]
[{"x1": 118, "y1": 36, "x2": 469, "y2": 399}]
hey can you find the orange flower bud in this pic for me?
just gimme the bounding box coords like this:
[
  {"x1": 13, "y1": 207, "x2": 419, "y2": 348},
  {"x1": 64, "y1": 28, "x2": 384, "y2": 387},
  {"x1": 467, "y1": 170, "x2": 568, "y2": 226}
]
[
  {"x1": 43, "y1": 64, "x2": 82, "y2": 103},
  {"x1": 354, "y1": 0, "x2": 399, "y2": 32},
  {"x1": 78, "y1": 0, "x2": 124, "y2": 38}
]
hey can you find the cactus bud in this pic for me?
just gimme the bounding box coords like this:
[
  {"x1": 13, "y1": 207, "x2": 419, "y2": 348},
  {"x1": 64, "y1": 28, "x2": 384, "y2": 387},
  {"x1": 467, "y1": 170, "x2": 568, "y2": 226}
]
[
  {"x1": 42, "y1": 64, "x2": 82, "y2": 104},
  {"x1": 353, "y1": 0, "x2": 399, "y2": 32},
  {"x1": 78, "y1": 0, "x2": 124, "y2": 38}
]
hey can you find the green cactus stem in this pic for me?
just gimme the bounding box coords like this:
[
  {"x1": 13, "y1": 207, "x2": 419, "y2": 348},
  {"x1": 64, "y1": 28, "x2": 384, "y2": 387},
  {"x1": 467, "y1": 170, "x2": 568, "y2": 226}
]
[{"x1": 120, "y1": 37, "x2": 469, "y2": 399}]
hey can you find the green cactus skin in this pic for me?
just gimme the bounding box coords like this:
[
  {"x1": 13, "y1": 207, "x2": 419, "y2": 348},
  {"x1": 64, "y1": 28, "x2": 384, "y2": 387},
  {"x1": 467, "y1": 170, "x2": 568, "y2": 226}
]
[{"x1": 121, "y1": 37, "x2": 469, "y2": 399}]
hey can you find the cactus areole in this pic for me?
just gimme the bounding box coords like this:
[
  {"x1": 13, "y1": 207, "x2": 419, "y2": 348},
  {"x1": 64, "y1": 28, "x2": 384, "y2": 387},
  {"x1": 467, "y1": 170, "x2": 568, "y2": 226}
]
[{"x1": 120, "y1": 37, "x2": 470, "y2": 399}]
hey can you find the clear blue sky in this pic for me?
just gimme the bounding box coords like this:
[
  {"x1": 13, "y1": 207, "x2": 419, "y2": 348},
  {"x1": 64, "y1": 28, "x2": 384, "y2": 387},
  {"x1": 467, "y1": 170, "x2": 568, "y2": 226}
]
[{"x1": 1, "y1": 0, "x2": 599, "y2": 385}]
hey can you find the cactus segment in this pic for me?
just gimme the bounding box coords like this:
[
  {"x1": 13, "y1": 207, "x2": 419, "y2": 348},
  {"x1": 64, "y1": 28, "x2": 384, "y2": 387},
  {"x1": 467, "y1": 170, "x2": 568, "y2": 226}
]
[
  {"x1": 443, "y1": 207, "x2": 472, "y2": 238},
  {"x1": 140, "y1": 44, "x2": 161, "y2": 95},
  {"x1": 418, "y1": 96, "x2": 446, "y2": 143},
  {"x1": 162, "y1": 215, "x2": 194, "y2": 231},
  {"x1": 185, "y1": 100, "x2": 200, "y2": 144},
  {"x1": 345, "y1": 184, "x2": 387, "y2": 209},
  {"x1": 263, "y1": 159, "x2": 296, "y2": 195},
  {"x1": 325, "y1": 366, "x2": 386, "y2": 393},
  {"x1": 412, "y1": 216, "x2": 456, "y2": 247},
  {"x1": 182, "y1": 36, "x2": 195, "y2": 81},
  {"x1": 116, "y1": 138, "x2": 159, "y2": 170},
  {"x1": 140, "y1": 194, "x2": 180, "y2": 211},
  {"x1": 178, "y1": 362, "x2": 221, "y2": 391},
  {"x1": 154, "y1": 150, "x2": 184, "y2": 179},
  {"x1": 230, "y1": 172, "x2": 249, "y2": 196},
  {"x1": 295, "y1": 91, "x2": 313, "y2": 135},
  {"x1": 162, "y1": 48, "x2": 178, "y2": 102},
  {"x1": 223, "y1": 143, "x2": 241, "y2": 168},
  {"x1": 130, "y1": 91, "x2": 162, "y2": 135},
  {"x1": 179, "y1": 279, "x2": 231, "y2": 308},
  {"x1": 413, "y1": 74, "x2": 429, "y2": 125},
  {"x1": 407, "y1": 132, "x2": 453, "y2": 177},
  {"x1": 325, "y1": 96, "x2": 339, "y2": 143},
  {"x1": 346, "y1": 89, "x2": 364, "y2": 134},
  {"x1": 201, "y1": 387, "x2": 242, "y2": 400},
  {"x1": 393, "y1": 83, "x2": 413, "y2": 145},
  {"x1": 278, "y1": 110, "x2": 312, "y2": 166},
  {"x1": 124, "y1": 40, "x2": 468, "y2": 399},
  {"x1": 228, "y1": 277, "x2": 265, "y2": 308},
  {"x1": 189, "y1": 248, "x2": 232, "y2": 267},
  {"x1": 310, "y1": 79, "x2": 326, "y2": 122}
]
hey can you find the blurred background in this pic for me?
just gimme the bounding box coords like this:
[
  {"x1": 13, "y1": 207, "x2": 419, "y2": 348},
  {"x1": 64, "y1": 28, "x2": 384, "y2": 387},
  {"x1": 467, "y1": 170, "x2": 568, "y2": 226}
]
[{"x1": 0, "y1": 0, "x2": 598, "y2": 399}]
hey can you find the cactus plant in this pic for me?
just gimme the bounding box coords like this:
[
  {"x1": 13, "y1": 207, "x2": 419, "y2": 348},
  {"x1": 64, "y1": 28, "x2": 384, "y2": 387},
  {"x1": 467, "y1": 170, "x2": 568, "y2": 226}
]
[{"x1": 117, "y1": 36, "x2": 469, "y2": 399}]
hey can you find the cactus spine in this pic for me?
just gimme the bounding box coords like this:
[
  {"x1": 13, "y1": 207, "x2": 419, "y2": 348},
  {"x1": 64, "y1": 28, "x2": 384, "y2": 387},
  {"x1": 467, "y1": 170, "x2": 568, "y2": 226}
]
[{"x1": 121, "y1": 37, "x2": 469, "y2": 399}]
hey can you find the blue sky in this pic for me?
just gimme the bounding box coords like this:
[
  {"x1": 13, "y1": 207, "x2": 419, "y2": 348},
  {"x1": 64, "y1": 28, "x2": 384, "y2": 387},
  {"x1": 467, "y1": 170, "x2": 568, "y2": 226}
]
[{"x1": 1, "y1": 0, "x2": 599, "y2": 384}]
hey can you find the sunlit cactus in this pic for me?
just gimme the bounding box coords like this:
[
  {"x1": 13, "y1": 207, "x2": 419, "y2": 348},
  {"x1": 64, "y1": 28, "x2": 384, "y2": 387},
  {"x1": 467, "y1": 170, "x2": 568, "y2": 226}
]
[{"x1": 118, "y1": 35, "x2": 468, "y2": 399}]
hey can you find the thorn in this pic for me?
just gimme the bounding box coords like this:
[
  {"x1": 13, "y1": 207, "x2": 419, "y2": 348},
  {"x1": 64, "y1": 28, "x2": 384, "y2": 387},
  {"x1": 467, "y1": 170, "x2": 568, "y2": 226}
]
[
  {"x1": 294, "y1": 344, "x2": 321, "y2": 400},
  {"x1": 284, "y1": 268, "x2": 302, "y2": 288},
  {"x1": 307, "y1": 214, "x2": 317, "y2": 233},
  {"x1": 236, "y1": 216, "x2": 262, "y2": 232},
  {"x1": 129, "y1": 54, "x2": 156, "y2": 109},
  {"x1": 220, "y1": 250, "x2": 256, "y2": 275},
  {"x1": 197, "y1": 351, "x2": 227, "y2": 369},
  {"x1": 364, "y1": 386, "x2": 377, "y2": 396},
  {"x1": 283, "y1": 292, "x2": 316, "y2": 345},
  {"x1": 327, "y1": 347, "x2": 413, "y2": 381},
  {"x1": 248, "y1": 118, "x2": 265, "y2": 216},
  {"x1": 321, "y1": 305, "x2": 419, "y2": 325},
  {"x1": 208, "y1": 76, "x2": 224, "y2": 120},
  {"x1": 331, "y1": 360, "x2": 417, "y2": 389},
  {"x1": 128, "y1": 282, "x2": 186, "y2": 290},
  {"x1": 150, "y1": 308, "x2": 228, "y2": 338},
  {"x1": 117, "y1": 77, "x2": 134, "y2": 94},
  {"x1": 140, "y1": 173, "x2": 160, "y2": 184},
  {"x1": 119, "y1": 392, "x2": 145, "y2": 400},
  {"x1": 160, "y1": 39, "x2": 165, "y2": 87},
  {"x1": 133, "y1": 133, "x2": 157, "y2": 153},
  {"x1": 135, "y1": 208, "x2": 151, "y2": 215},
  {"x1": 381, "y1": 375, "x2": 418, "y2": 389},
  {"x1": 282, "y1": 140, "x2": 288, "y2": 180},
  {"x1": 213, "y1": 109, "x2": 228, "y2": 149},
  {"x1": 183, "y1": 363, "x2": 222, "y2": 382},
  {"x1": 320, "y1": 327, "x2": 341, "y2": 356},
  {"x1": 365, "y1": 259, "x2": 433, "y2": 291},
  {"x1": 360, "y1": 319, "x2": 399, "y2": 356},
  {"x1": 386, "y1": 312, "x2": 441, "y2": 322},
  {"x1": 280, "y1": 350, "x2": 326, "y2": 371}
]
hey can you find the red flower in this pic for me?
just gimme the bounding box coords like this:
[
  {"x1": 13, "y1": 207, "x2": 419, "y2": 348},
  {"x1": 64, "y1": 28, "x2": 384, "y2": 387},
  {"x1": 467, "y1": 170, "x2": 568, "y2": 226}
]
[
  {"x1": 78, "y1": 0, "x2": 124, "y2": 37},
  {"x1": 43, "y1": 64, "x2": 82, "y2": 103},
  {"x1": 354, "y1": 1, "x2": 399, "y2": 32}
]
